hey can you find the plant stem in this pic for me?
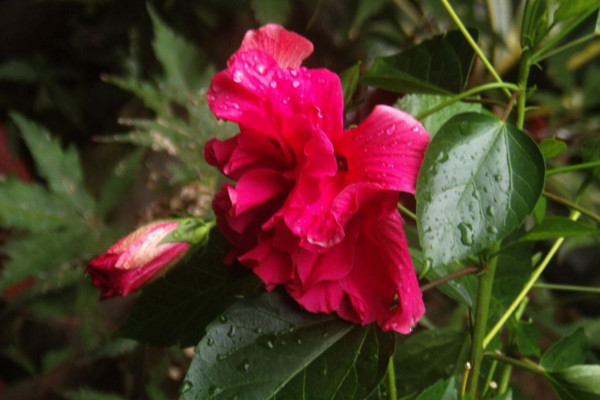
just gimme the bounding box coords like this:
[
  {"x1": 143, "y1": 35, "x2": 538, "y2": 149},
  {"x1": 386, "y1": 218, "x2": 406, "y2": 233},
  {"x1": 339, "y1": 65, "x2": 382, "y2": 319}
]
[
  {"x1": 397, "y1": 203, "x2": 417, "y2": 221},
  {"x1": 467, "y1": 244, "x2": 500, "y2": 398},
  {"x1": 483, "y1": 211, "x2": 581, "y2": 348},
  {"x1": 546, "y1": 159, "x2": 600, "y2": 175},
  {"x1": 534, "y1": 32, "x2": 598, "y2": 62},
  {"x1": 440, "y1": 0, "x2": 511, "y2": 98},
  {"x1": 386, "y1": 357, "x2": 397, "y2": 400},
  {"x1": 420, "y1": 266, "x2": 479, "y2": 292},
  {"x1": 484, "y1": 351, "x2": 545, "y2": 375},
  {"x1": 543, "y1": 191, "x2": 600, "y2": 223},
  {"x1": 534, "y1": 282, "x2": 600, "y2": 294},
  {"x1": 516, "y1": 50, "x2": 531, "y2": 130},
  {"x1": 415, "y1": 82, "x2": 520, "y2": 120}
]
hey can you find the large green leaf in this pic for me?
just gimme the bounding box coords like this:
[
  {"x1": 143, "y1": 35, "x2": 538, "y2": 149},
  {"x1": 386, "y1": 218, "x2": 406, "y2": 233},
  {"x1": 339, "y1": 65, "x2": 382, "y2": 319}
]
[
  {"x1": 394, "y1": 329, "x2": 469, "y2": 398},
  {"x1": 118, "y1": 232, "x2": 261, "y2": 347},
  {"x1": 415, "y1": 378, "x2": 458, "y2": 400},
  {"x1": 553, "y1": 0, "x2": 599, "y2": 23},
  {"x1": 180, "y1": 292, "x2": 394, "y2": 400},
  {"x1": 361, "y1": 30, "x2": 477, "y2": 95},
  {"x1": 416, "y1": 113, "x2": 545, "y2": 268},
  {"x1": 396, "y1": 94, "x2": 482, "y2": 137},
  {"x1": 548, "y1": 365, "x2": 600, "y2": 400},
  {"x1": 10, "y1": 112, "x2": 95, "y2": 217},
  {"x1": 541, "y1": 328, "x2": 590, "y2": 372}
]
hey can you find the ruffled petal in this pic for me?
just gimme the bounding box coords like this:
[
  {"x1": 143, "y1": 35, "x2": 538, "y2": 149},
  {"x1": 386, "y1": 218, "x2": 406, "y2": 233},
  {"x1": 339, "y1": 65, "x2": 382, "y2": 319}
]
[
  {"x1": 231, "y1": 169, "x2": 291, "y2": 215},
  {"x1": 340, "y1": 209, "x2": 424, "y2": 333},
  {"x1": 207, "y1": 50, "x2": 343, "y2": 139},
  {"x1": 337, "y1": 105, "x2": 430, "y2": 194},
  {"x1": 237, "y1": 23, "x2": 313, "y2": 68}
]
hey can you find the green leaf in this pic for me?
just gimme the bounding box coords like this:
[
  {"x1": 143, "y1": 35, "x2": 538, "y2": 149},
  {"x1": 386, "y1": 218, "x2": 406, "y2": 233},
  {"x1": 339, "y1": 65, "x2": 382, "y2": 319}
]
[
  {"x1": 548, "y1": 365, "x2": 600, "y2": 400},
  {"x1": 396, "y1": 94, "x2": 482, "y2": 137},
  {"x1": 394, "y1": 329, "x2": 469, "y2": 398},
  {"x1": 0, "y1": 179, "x2": 80, "y2": 231},
  {"x1": 0, "y1": 59, "x2": 39, "y2": 82},
  {"x1": 415, "y1": 378, "x2": 458, "y2": 400},
  {"x1": 9, "y1": 112, "x2": 94, "y2": 217},
  {"x1": 339, "y1": 62, "x2": 361, "y2": 109},
  {"x1": 0, "y1": 225, "x2": 96, "y2": 291},
  {"x1": 147, "y1": 4, "x2": 206, "y2": 90},
  {"x1": 180, "y1": 291, "x2": 394, "y2": 400},
  {"x1": 533, "y1": 196, "x2": 547, "y2": 224},
  {"x1": 348, "y1": 0, "x2": 387, "y2": 40},
  {"x1": 596, "y1": 8, "x2": 600, "y2": 33},
  {"x1": 539, "y1": 137, "x2": 567, "y2": 159},
  {"x1": 425, "y1": 262, "x2": 477, "y2": 307},
  {"x1": 96, "y1": 149, "x2": 144, "y2": 217},
  {"x1": 554, "y1": 0, "x2": 599, "y2": 23},
  {"x1": 117, "y1": 232, "x2": 261, "y2": 347},
  {"x1": 251, "y1": 0, "x2": 291, "y2": 25},
  {"x1": 489, "y1": 390, "x2": 513, "y2": 400},
  {"x1": 541, "y1": 328, "x2": 590, "y2": 372},
  {"x1": 521, "y1": 0, "x2": 551, "y2": 49},
  {"x1": 361, "y1": 30, "x2": 477, "y2": 95},
  {"x1": 416, "y1": 113, "x2": 545, "y2": 268},
  {"x1": 515, "y1": 320, "x2": 541, "y2": 357},
  {"x1": 581, "y1": 137, "x2": 600, "y2": 178},
  {"x1": 520, "y1": 217, "x2": 600, "y2": 242}
]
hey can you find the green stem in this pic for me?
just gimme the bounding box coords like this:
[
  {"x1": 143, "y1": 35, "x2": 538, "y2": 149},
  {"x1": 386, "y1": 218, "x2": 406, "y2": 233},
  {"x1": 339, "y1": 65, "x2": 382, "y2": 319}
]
[
  {"x1": 531, "y1": 8, "x2": 599, "y2": 63},
  {"x1": 534, "y1": 283, "x2": 600, "y2": 294},
  {"x1": 440, "y1": 0, "x2": 511, "y2": 98},
  {"x1": 397, "y1": 202, "x2": 417, "y2": 221},
  {"x1": 483, "y1": 211, "x2": 581, "y2": 348},
  {"x1": 481, "y1": 359, "x2": 498, "y2": 399},
  {"x1": 543, "y1": 191, "x2": 600, "y2": 224},
  {"x1": 534, "y1": 32, "x2": 598, "y2": 62},
  {"x1": 516, "y1": 50, "x2": 531, "y2": 130},
  {"x1": 387, "y1": 357, "x2": 397, "y2": 400},
  {"x1": 546, "y1": 159, "x2": 600, "y2": 176},
  {"x1": 415, "y1": 82, "x2": 520, "y2": 120},
  {"x1": 484, "y1": 352, "x2": 545, "y2": 375},
  {"x1": 467, "y1": 244, "x2": 500, "y2": 398}
]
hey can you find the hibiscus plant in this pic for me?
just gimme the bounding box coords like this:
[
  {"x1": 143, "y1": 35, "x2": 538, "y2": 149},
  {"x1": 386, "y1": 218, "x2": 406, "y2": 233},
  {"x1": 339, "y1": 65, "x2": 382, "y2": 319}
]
[{"x1": 1, "y1": 1, "x2": 600, "y2": 400}]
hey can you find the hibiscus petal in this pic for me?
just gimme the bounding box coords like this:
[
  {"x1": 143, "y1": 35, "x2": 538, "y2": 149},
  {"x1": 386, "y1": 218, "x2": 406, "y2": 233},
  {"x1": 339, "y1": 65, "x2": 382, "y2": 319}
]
[
  {"x1": 339, "y1": 105, "x2": 430, "y2": 194},
  {"x1": 230, "y1": 169, "x2": 291, "y2": 215},
  {"x1": 340, "y1": 209, "x2": 424, "y2": 333},
  {"x1": 207, "y1": 49, "x2": 343, "y2": 139},
  {"x1": 237, "y1": 23, "x2": 313, "y2": 68}
]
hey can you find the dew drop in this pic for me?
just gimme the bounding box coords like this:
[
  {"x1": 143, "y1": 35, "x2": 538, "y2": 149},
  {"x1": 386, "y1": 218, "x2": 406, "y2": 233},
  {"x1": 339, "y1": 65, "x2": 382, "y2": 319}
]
[
  {"x1": 179, "y1": 380, "x2": 193, "y2": 394},
  {"x1": 458, "y1": 222, "x2": 474, "y2": 245},
  {"x1": 206, "y1": 336, "x2": 215, "y2": 346},
  {"x1": 292, "y1": 80, "x2": 300, "y2": 88},
  {"x1": 494, "y1": 174, "x2": 502, "y2": 182},
  {"x1": 269, "y1": 80, "x2": 277, "y2": 89},
  {"x1": 486, "y1": 206, "x2": 495, "y2": 217},
  {"x1": 258, "y1": 335, "x2": 275, "y2": 349},
  {"x1": 227, "y1": 325, "x2": 236, "y2": 338},
  {"x1": 436, "y1": 151, "x2": 449, "y2": 163},
  {"x1": 218, "y1": 314, "x2": 228, "y2": 323},
  {"x1": 487, "y1": 226, "x2": 498, "y2": 234},
  {"x1": 237, "y1": 359, "x2": 251, "y2": 372},
  {"x1": 208, "y1": 385, "x2": 221, "y2": 396},
  {"x1": 217, "y1": 353, "x2": 228, "y2": 361},
  {"x1": 232, "y1": 70, "x2": 243, "y2": 83},
  {"x1": 256, "y1": 64, "x2": 266, "y2": 75},
  {"x1": 290, "y1": 69, "x2": 298, "y2": 77}
]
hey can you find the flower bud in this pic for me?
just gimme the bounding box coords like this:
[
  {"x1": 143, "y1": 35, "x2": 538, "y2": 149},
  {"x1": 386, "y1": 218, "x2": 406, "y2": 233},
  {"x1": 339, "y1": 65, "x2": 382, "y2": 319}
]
[{"x1": 87, "y1": 218, "x2": 211, "y2": 299}]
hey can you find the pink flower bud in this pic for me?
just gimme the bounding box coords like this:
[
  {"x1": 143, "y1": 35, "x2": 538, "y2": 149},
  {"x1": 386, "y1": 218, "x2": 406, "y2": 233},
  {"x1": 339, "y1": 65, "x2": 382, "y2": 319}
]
[{"x1": 87, "y1": 221, "x2": 190, "y2": 299}]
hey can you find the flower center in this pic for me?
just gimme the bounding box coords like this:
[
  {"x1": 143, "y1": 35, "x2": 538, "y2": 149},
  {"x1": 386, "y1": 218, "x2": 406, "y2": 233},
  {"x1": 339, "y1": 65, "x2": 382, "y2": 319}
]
[{"x1": 335, "y1": 154, "x2": 348, "y2": 171}]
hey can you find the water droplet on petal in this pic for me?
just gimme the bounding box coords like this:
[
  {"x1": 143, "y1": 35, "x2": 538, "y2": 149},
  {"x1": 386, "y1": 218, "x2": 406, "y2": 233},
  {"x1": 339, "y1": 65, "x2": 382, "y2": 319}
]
[
  {"x1": 269, "y1": 80, "x2": 277, "y2": 89},
  {"x1": 232, "y1": 70, "x2": 243, "y2": 83},
  {"x1": 292, "y1": 80, "x2": 300, "y2": 88},
  {"x1": 290, "y1": 69, "x2": 298, "y2": 77},
  {"x1": 256, "y1": 64, "x2": 266, "y2": 75}
]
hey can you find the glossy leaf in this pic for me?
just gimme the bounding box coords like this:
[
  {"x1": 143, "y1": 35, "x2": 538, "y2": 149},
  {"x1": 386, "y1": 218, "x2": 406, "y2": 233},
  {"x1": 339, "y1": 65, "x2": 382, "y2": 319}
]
[
  {"x1": 180, "y1": 291, "x2": 394, "y2": 400},
  {"x1": 416, "y1": 113, "x2": 545, "y2": 268},
  {"x1": 520, "y1": 217, "x2": 600, "y2": 242},
  {"x1": 361, "y1": 30, "x2": 477, "y2": 95},
  {"x1": 396, "y1": 94, "x2": 482, "y2": 137},
  {"x1": 117, "y1": 232, "x2": 262, "y2": 347},
  {"x1": 415, "y1": 378, "x2": 458, "y2": 400},
  {"x1": 548, "y1": 365, "x2": 600, "y2": 400},
  {"x1": 541, "y1": 328, "x2": 590, "y2": 372},
  {"x1": 394, "y1": 329, "x2": 468, "y2": 398}
]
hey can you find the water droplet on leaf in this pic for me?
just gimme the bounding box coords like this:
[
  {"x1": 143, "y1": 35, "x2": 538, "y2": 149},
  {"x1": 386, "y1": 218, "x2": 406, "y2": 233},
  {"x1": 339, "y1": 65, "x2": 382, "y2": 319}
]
[
  {"x1": 179, "y1": 380, "x2": 193, "y2": 394},
  {"x1": 458, "y1": 223, "x2": 474, "y2": 245}
]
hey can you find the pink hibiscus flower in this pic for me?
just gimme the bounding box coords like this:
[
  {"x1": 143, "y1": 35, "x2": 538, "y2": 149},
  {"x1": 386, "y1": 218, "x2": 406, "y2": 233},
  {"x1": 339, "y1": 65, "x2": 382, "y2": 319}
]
[{"x1": 205, "y1": 24, "x2": 430, "y2": 333}]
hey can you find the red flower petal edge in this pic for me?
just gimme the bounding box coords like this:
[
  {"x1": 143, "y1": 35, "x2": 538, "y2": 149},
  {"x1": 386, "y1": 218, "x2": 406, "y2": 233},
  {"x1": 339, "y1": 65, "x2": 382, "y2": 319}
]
[{"x1": 205, "y1": 24, "x2": 430, "y2": 333}]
